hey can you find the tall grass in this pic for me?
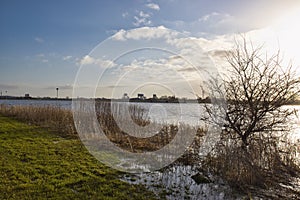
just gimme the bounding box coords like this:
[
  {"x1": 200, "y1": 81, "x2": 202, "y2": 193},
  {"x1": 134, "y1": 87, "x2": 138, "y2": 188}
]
[
  {"x1": 202, "y1": 130, "x2": 300, "y2": 194},
  {"x1": 94, "y1": 101, "x2": 201, "y2": 153},
  {"x1": 0, "y1": 103, "x2": 203, "y2": 154},
  {"x1": 0, "y1": 104, "x2": 76, "y2": 137}
]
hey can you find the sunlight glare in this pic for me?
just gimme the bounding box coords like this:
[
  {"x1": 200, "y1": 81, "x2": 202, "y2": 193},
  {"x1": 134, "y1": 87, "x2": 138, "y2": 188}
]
[
  {"x1": 249, "y1": 7, "x2": 300, "y2": 71},
  {"x1": 269, "y1": 8, "x2": 300, "y2": 66}
]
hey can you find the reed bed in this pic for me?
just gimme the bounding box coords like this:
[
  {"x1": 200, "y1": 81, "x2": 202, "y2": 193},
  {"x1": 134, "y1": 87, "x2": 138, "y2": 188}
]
[
  {"x1": 0, "y1": 104, "x2": 76, "y2": 137},
  {"x1": 202, "y1": 130, "x2": 300, "y2": 195},
  {"x1": 0, "y1": 102, "x2": 204, "y2": 154},
  {"x1": 83, "y1": 101, "x2": 204, "y2": 153}
]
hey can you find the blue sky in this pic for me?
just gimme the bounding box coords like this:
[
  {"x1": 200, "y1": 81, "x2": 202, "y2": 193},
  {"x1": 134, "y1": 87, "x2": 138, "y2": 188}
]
[{"x1": 1, "y1": 0, "x2": 300, "y2": 98}]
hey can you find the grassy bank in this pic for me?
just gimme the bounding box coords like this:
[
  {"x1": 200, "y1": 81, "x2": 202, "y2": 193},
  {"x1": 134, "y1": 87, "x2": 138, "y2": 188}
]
[{"x1": 0, "y1": 115, "x2": 158, "y2": 199}]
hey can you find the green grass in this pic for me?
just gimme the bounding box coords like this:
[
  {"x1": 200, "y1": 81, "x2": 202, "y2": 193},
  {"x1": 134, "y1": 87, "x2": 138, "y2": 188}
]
[{"x1": 0, "y1": 115, "x2": 158, "y2": 200}]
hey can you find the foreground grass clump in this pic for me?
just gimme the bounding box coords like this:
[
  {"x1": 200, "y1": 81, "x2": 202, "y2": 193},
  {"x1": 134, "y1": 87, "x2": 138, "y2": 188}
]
[{"x1": 0, "y1": 116, "x2": 158, "y2": 199}]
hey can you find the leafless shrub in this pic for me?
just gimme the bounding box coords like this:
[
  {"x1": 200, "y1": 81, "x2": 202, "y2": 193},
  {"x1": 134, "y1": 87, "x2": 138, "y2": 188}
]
[{"x1": 203, "y1": 36, "x2": 300, "y2": 192}]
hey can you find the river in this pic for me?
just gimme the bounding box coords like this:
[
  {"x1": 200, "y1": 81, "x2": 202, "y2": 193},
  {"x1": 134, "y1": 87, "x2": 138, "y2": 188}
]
[{"x1": 1, "y1": 99, "x2": 300, "y2": 141}]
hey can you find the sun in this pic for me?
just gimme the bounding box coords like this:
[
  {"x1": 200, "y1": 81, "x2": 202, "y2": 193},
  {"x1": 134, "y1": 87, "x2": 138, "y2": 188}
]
[
  {"x1": 250, "y1": 7, "x2": 300, "y2": 69},
  {"x1": 259, "y1": 7, "x2": 300, "y2": 69},
  {"x1": 272, "y1": 8, "x2": 300, "y2": 59}
]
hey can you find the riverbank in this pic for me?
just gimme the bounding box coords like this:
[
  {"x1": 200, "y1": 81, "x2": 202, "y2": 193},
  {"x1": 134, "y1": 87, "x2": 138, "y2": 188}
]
[
  {"x1": 1, "y1": 104, "x2": 299, "y2": 199},
  {"x1": 0, "y1": 115, "x2": 158, "y2": 199}
]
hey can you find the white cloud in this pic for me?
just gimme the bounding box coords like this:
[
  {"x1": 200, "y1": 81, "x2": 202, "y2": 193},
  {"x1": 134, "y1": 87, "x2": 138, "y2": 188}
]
[
  {"x1": 198, "y1": 12, "x2": 220, "y2": 22},
  {"x1": 88, "y1": 26, "x2": 252, "y2": 98},
  {"x1": 133, "y1": 16, "x2": 151, "y2": 27},
  {"x1": 80, "y1": 55, "x2": 95, "y2": 65},
  {"x1": 34, "y1": 37, "x2": 44, "y2": 43},
  {"x1": 97, "y1": 58, "x2": 116, "y2": 68},
  {"x1": 133, "y1": 11, "x2": 152, "y2": 27},
  {"x1": 63, "y1": 55, "x2": 72, "y2": 61},
  {"x1": 122, "y1": 12, "x2": 129, "y2": 18},
  {"x1": 35, "y1": 53, "x2": 49, "y2": 63},
  {"x1": 79, "y1": 55, "x2": 116, "y2": 68},
  {"x1": 108, "y1": 26, "x2": 243, "y2": 93},
  {"x1": 111, "y1": 26, "x2": 235, "y2": 73},
  {"x1": 36, "y1": 53, "x2": 45, "y2": 57},
  {"x1": 139, "y1": 11, "x2": 150, "y2": 18},
  {"x1": 110, "y1": 26, "x2": 234, "y2": 75},
  {"x1": 112, "y1": 26, "x2": 178, "y2": 41},
  {"x1": 146, "y1": 3, "x2": 160, "y2": 11},
  {"x1": 112, "y1": 29, "x2": 127, "y2": 41},
  {"x1": 77, "y1": 16, "x2": 300, "y2": 98},
  {"x1": 164, "y1": 12, "x2": 240, "y2": 37},
  {"x1": 116, "y1": 55, "x2": 202, "y2": 83}
]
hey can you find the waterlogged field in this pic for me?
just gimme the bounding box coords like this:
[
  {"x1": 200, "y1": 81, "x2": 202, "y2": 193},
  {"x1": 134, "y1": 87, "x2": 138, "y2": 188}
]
[
  {"x1": 0, "y1": 116, "x2": 158, "y2": 199},
  {"x1": 0, "y1": 100, "x2": 300, "y2": 199}
]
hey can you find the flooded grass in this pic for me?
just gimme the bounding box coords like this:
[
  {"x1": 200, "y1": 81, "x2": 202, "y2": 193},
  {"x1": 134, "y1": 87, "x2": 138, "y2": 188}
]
[
  {"x1": 1, "y1": 103, "x2": 299, "y2": 199},
  {"x1": 0, "y1": 115, "x2": 158, "y2": 199}
]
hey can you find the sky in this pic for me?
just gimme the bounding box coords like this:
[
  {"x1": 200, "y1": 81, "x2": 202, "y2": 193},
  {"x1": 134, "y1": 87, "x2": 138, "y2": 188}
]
[{"x1": 1, "y1": 0, "x2": 300, "y2": 98}]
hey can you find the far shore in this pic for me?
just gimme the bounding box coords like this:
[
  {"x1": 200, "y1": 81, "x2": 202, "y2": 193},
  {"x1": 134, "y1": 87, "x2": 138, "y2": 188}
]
[
  {"x1": 0, "y1": 96, "x2": 203, "y2": 103},
  {"x1": 2, "y1": 96, "x2": 300, "y2": 105}
]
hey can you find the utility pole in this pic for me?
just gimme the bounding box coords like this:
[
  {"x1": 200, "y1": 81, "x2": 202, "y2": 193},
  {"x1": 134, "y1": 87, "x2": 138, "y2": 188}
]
[{"x1": 56, "y1": 88, "x2": 59, "y2": 98}]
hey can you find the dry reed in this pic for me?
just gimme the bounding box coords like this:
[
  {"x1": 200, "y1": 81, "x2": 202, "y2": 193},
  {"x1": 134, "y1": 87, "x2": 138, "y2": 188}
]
[
  {"x1": 0, "y1": 104, "x2": 76, "y2": 137},
  {"x1": 202, "y1": 130, "x2": 300, "y2": 193},
  {"x1": 0, "y1": 103, "x2": 204, "y2": 154}
]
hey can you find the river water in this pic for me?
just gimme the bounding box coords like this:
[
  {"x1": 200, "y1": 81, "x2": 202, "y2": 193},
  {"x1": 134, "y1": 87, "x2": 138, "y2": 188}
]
[
  {"x1": 1, "y1": 99, "x2": 300, "y2": 141},
  {"x1": 0, "y1": 99, "x2": 205, "y2": 125}
]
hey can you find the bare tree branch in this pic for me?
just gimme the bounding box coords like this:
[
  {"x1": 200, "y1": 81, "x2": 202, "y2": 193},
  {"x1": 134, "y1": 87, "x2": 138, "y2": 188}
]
[{"x1": 205, "y1": 36, "x2": 300, "y2": 147}]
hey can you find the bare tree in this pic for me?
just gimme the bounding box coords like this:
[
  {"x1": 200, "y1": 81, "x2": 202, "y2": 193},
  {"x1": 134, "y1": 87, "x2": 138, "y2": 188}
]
[
  {"x1": 201, "y1": 37, "x2": 300, "y2": 194},
  {"x1": 206, "y1": 37, "x2": 300, "y2": 148}
]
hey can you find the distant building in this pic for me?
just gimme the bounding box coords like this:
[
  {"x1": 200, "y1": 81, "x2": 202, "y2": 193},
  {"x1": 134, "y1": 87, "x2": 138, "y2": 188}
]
[
  {"x1": 137, "y1": 93, "x2": 145, "y2": 99},
  {"x1": 122, "y1": 93, "x2": 129, "y2": 99},
  {"x1": 25, "y1": 94, "x2": 30, "y2": 98},
  {"x1": 160, "y1": 95, "x2": 168, "y2": 100},
  {"x1": 153, "y1": 94, "x2": 158, "y2": 99}
]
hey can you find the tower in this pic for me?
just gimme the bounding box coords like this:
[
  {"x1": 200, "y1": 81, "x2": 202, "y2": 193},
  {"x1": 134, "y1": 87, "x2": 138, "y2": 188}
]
[{"x1": 56, "y1": 88, "x2": 59, "y2": 98}]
